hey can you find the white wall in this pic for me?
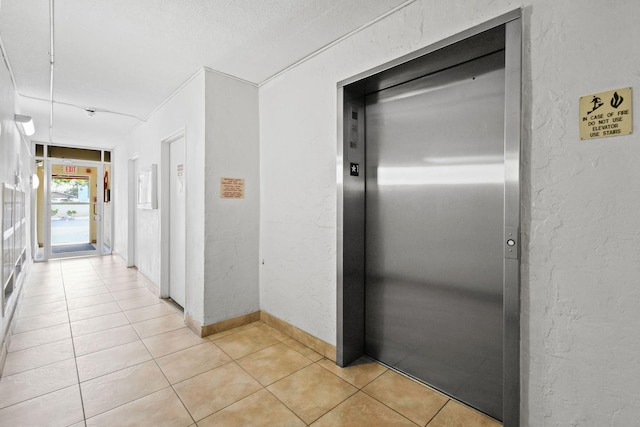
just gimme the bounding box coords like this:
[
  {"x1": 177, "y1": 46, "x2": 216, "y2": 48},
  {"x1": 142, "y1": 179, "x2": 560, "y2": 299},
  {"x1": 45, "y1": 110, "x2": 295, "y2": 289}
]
[
  {"x1": 113, "y1": 71, "x2": 206, "y2": 322},
  {"x1": 113, "y1": 69, "x2": 260, "y2": 327},
  {"x1": 259, "y1": 1, "x2": 640, "y2": 425},
  {"x1": 203, "y1": 71, "x2": 260, "y2": 325}
]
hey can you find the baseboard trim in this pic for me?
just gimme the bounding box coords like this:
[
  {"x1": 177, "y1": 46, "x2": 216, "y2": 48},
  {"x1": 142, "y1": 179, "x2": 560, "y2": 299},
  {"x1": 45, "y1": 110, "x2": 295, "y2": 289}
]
[
  {"x1": 260, "y1": 311, "x2": 337, "y2": 362},
  {"x1": 187, "y1": 310, "x2": 337, "y2": 363},
  {"x1": 185, "y1": 311, "x2": 262, "y2": 337}
]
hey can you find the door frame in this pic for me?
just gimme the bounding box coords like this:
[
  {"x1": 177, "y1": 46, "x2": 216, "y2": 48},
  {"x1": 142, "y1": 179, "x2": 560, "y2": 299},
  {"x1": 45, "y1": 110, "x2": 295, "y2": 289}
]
[
  {"x1": 160, "y1": 129, "x2": 186, "y2": 302},
  {"x1": 336, "y1": 9, "x2": 522, "y2": 425},
  {"x1": 127, "y1": 155, "x2": 138, "y2": 267},
  {"x1": 45, "y1": 158, "x2": 104, "y2": 259}
]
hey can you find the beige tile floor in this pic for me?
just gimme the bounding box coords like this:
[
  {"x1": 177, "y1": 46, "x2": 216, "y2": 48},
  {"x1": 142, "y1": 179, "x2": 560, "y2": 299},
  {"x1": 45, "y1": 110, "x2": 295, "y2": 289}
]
[{"x1": 0, "y1": 256, "x2": 502, "y2": 426}]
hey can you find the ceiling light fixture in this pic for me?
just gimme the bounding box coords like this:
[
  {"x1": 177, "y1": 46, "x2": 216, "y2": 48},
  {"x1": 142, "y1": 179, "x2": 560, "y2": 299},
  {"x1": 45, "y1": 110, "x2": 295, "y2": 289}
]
[{"x1": 15, "y1": 114, "x2": 35, "y2": 136}]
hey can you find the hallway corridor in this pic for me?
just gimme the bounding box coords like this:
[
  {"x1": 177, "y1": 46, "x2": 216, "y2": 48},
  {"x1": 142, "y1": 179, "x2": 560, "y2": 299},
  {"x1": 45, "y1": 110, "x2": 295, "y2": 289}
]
[{"x1": 0, "y1": 257, "x2": 500, "y2": 426}]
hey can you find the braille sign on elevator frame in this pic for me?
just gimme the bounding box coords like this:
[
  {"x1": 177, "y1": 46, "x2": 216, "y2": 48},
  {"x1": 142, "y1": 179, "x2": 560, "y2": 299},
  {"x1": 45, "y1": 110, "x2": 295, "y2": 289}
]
[{"x1": 580, "y1": 87, "x2": 632, "y2": 140}]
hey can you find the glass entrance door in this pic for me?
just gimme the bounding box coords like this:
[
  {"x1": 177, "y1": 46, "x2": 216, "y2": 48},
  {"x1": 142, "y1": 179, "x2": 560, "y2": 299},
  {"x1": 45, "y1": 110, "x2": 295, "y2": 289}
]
[{"x1": 45, "y1": 161, "x2": 104, "y2": 258}]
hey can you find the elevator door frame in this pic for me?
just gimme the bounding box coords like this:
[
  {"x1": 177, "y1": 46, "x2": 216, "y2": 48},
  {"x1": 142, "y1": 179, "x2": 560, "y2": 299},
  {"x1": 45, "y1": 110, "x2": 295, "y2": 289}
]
[{"x1": 336, "y1": 10, "x2": 522, "y2": 426}]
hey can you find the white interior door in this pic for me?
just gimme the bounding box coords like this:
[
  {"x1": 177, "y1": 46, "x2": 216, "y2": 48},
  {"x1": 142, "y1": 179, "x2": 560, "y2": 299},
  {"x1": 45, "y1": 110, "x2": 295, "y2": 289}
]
[{"x1": 169, "y1": 137, "x2": 186, "y2": 307}]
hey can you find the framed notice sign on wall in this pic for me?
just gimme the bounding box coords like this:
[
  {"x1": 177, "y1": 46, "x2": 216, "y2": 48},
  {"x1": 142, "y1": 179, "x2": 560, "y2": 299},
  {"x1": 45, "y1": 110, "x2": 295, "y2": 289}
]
[{"x1": 138, "y1": 164, "x2": 158, "y2": 209}]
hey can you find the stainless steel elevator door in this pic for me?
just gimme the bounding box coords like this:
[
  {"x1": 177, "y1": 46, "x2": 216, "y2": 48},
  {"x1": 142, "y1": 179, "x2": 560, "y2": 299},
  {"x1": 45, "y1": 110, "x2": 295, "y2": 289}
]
[{"x1": 364, "y1": 51, "x2": 506, "y2": 420}]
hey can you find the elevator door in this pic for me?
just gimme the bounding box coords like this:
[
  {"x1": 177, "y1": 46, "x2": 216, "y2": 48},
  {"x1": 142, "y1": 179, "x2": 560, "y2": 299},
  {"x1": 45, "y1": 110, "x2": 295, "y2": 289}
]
[{"x1": 364, "y1": 51, "x2": 505, "y2": 419}]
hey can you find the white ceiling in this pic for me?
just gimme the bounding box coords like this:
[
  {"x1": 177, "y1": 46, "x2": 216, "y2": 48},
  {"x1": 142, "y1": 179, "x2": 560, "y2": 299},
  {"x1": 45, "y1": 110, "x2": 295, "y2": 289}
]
[{"x1": 0, "y1": 0, "x2": 410, "y2": 148}]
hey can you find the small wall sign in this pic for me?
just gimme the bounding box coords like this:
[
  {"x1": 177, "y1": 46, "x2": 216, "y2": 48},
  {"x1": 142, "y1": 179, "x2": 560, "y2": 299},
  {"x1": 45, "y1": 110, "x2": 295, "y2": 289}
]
[
  {"x1": 220, "y1": 177, "x2": 244, "y2": 199},
  {"x1": 580, "y1": 87, "x2": 632, "y2": 140}
]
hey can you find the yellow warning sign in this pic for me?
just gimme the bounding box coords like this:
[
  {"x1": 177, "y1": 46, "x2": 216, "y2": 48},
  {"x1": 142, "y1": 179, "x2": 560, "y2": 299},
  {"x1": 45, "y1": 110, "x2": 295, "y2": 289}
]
[
  {"x1": 580, "y1": 87, "x2": 632, "y2": 140},
  {"x1": 220, "y1": 177, "x2": 244, "y2": 199}
]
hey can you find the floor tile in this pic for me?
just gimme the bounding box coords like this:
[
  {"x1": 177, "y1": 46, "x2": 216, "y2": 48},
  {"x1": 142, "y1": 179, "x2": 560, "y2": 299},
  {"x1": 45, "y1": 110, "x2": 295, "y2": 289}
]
[
  {"x1": 238, "y1": 343, "x2": 313, "y2": 386},
  {"x1": 206, "y1": 322, "x2": 259, "y2": 342},
  {"x1": 61, "y1": 275, "x2": 98, "y2": 285},
  {"x1": 8, "y1": 323, "x2": 71, "y2": 353},
  {"x1": 20, "y1": 292, "x2": 66, "y2": 307},
  {"x1": 206, "y1": 328, "x2": 237, "y2": 341},
  {"x1": 0, "y1": 359, "x2": 78, "y2": 410},
  {"x1": 25, "y1": 275, "x2": 63, "y2": 284},
  {"x1": 142, "y1": 327, "x2": 208, "y2": 358},
  {"x1": 131, "y1": 314, "x2": 184, "y2": 338},
  {"x1": 105, "y1": 279, "x2": 148, "y2": 291},
  {"x1": 0, "y1": 385, "x2": 84, "y2": 427},
  {"x1": 17, "y1": 300, "x2": 68, "y2": 319},
  {"x1": 1, "y1": 255, "x2": 491, "y2": 427},
  {"x1": 317, "y1": 357, "x2": 387, "y2": 388},
  {"x1": 198, "y1": 389, "x2": 305, "y2": 427},
  {"x1": 23, "y1": 284, "x2": 65, "y2": 297},
  {"x1": 283, "y1": 338, "x2": 323, "y2": 362},
  {"x1": 99, "y1": 271, "x2": 139, "y2": 282},
  {"x1": 13, "y1": 310, "x2": 69, "y2": 334},
  {"x1": 427, "y1": 400, "x2": 501, "y2": 427},
  {"x1": 214, "y1": 326, "x2": 280, "y2": 359},
  {"x1": 77, "y1": 340, "x2": 152, "y2": 382},
  {"x1": 28, "y1": 268, "x2": 62, "y2": 277},
  {"x1": 65, "y1": 285, "x2": 111, "y2": 299},
  {"x1": 173, "y1": 362, "x2": 262, "y2": 421},
  {"x1": 71, "y1": 312, "x2": 130, "y2": 337},
  {"x1": 363, "y1": 370, "x2": 448, "y2": 425},
  {"x1": 85, "y1": 387, "x2": 193, "y2": 427},
  {"x1": 63, "y1": 271, "x2": 101, "y2": 280},
  {"x1": 118, "y1": 294, "x2": 161, "y2": 311},
  {"x1": 311, "y1": 391, "x2": 417, "y2": 427},
  {"x1": 63, "y1": 278, "x2": 105, "y2": 289},
  {"x1": 111, "y1": 288, "x2": 155, "y2": 301},
  {"x1": 81, "y1": 360, "x2": 169, "y2": 418},
  {"x1": 73, "y1": 324, "x2": 140, "y2": 357},
  {"x1": 68, "y1": 301, "x2": 122, "y2": 322},
  {"x1": 156, "y1": 342, "x2": 231, "y2": 384},
  {"x1": 124, "y1": 302, "x2": 176, "y2": 323},
  {"x1": 255, "y1": 322, "x2": 291, "y2": 341},
  {"x1": 66, "y1": 293, "x2": 116, "y2": 310},
  {"x1": 268, "y1": 363, "x2": 357, "y2": 424},
  {"x1": 3, "y1": 339, "x2": 75, "y2": 376}
]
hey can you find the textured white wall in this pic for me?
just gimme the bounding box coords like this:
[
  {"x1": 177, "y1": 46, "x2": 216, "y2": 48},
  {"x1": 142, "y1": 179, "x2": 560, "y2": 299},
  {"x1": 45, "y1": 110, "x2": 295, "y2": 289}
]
[
  {"x1": 259, "y1": 0, "x2": 640, "y2": 425},
  {"x1": 113, "y1": 71, "x2": 206, "y2": 322},
  {"x1": 203, "y1": 71, "x2": 260, "y2": 325},
  {"x1": 114, "y1": 69, "x2": 260, "y2": 327}
]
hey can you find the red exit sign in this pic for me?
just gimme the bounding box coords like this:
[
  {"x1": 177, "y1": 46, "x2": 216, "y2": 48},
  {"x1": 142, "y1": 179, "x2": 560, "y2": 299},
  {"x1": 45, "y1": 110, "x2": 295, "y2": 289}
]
[{"x1": 65, "y1": 166, "x2": 77, "y2": 173}]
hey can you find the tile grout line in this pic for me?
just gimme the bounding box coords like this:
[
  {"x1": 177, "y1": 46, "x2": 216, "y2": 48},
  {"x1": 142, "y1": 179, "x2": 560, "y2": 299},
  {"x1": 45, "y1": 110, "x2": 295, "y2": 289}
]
[
  {"x1": 424, "y1": 400, "x2": 452, "y2": 426},
  {"x1": 71, "y1": 258, "x2": 155, "y2": 423},
  {"x1": 62, "y1": 259, "x2": 104, "y2": 425},
  {"x1": 172, "y1": 324, "x2": 283, "y2": 423},
  {"x1": 82, "y1": 262, "x2": 197, "y2": 425},
  {"x1": 213, "y1": 325, "x2": 322, "y2": 425},
  {"x1": 260, "y1": 374, "x2": 331, "y2": 426},
  {"x1": 50, "y1": 258, "x2": 143, "y2": 423},
  {"x1": 352, "y1": 365, "x2": 450, "y2": 426},
  {"x1": 126, "y1": 280, "x2": 199, "y2": 426},
  {"x1": 309, "y1": 361, "x2": 411, "y2": 426}
]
